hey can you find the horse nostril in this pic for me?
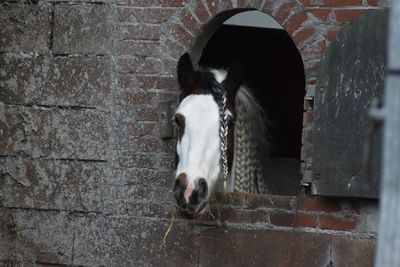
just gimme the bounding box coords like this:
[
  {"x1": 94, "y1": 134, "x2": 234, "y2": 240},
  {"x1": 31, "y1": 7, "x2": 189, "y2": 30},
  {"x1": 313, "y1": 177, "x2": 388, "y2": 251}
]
[
  {"x1": 198, "y1": 178, "x2": 208, "y2": 198},
  {"x1": 173, "y1": 173, "x2": 187, "y2": 206}
]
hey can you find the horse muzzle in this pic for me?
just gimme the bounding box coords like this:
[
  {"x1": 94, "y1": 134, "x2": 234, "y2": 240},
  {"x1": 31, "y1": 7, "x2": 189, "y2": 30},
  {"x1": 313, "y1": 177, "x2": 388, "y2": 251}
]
[
  {"x1": 176, "y1": 200, "x2": 208, "y2": 219},
  {"x1": 173, "y1": 173, "x2": 209, "y2": 219}
]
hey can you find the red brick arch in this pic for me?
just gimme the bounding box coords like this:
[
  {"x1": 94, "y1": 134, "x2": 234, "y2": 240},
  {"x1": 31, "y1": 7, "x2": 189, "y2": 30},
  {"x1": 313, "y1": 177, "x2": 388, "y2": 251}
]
[
  {"x1": 161, "y1": 0, "x2": 372, "y2": 80},
  {"x1": 162, "y1": 0, "x2": 313, "y2": 72}
]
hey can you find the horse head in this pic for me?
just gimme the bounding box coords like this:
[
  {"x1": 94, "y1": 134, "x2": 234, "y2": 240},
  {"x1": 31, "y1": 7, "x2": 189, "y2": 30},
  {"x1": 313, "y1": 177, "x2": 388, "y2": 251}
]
[{"x1": 172, "y1": 53, "x2": 243, "y2": 218}]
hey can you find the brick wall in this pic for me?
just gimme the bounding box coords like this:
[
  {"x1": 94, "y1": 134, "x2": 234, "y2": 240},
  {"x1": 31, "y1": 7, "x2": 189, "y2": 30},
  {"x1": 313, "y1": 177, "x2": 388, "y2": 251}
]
[{"x1": 0, "y1": 0, "x2": 387, "y2": 266}]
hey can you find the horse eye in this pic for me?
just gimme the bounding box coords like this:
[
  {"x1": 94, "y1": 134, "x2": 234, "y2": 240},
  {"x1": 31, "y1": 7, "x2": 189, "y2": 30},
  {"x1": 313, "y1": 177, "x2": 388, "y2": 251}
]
[
  {"x1": 174, "y1": 114, "x2": 185, "y2": 130},
  {"x1": 174, "y1": 116, "x2": 180, "y2": 127}
]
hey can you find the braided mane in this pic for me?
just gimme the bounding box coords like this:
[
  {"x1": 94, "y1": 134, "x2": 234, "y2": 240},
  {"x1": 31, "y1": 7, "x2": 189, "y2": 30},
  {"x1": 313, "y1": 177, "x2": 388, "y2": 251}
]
[
  {"x1": 207, "y1": 69, "x2": 271, "y2": 194},
  {"x1": 231, "y1": 86, "x2": 271, "y2": 194}
]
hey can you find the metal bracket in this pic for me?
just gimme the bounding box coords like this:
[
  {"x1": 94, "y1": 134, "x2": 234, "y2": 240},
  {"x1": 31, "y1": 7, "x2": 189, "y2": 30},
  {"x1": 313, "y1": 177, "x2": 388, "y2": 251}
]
[
  {"x1": 302, "y1": 170, "x2": 312, "y2": 186},
  {"x1": 305, "y1": 83, "x2": 316, "y2": 99},
  {"x1": 158, "y1": 101, "x2": 174, "y2": 139}
]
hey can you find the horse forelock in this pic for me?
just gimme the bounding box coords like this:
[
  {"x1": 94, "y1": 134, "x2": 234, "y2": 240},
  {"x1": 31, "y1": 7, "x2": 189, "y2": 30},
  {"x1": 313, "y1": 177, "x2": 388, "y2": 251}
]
[{"x1": 179, "y1": 68, "x2": 228, "y2": 101}]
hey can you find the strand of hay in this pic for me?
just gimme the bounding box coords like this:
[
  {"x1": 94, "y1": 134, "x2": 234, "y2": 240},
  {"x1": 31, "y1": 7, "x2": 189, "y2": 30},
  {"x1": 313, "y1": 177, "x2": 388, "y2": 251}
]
[{"x1": 160, "y1": 209, "x2": 176, "y2": 250}]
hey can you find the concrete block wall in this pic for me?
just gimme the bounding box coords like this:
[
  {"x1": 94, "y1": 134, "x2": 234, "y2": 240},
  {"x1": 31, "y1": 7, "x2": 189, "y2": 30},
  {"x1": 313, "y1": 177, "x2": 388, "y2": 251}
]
[{"x1": 0, "y1": 0, "x2": 387, "y2": 266}]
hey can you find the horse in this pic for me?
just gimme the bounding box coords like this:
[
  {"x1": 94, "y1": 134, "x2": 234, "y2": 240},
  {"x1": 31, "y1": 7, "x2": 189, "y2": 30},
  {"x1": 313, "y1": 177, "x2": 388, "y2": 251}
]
[{"x1": 172, "y1": 53, "x2": 301, "y2": 218}]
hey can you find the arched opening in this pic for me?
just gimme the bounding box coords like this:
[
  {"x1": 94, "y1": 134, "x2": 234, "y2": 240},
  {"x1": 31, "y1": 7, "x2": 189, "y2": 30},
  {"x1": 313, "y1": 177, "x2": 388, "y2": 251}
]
[
  {"x1": 199, "y1": 10, "x2": 305, "y2": 160},
  {"x1": 190, "y1": 10, "x2": 306, "y2": 195}
]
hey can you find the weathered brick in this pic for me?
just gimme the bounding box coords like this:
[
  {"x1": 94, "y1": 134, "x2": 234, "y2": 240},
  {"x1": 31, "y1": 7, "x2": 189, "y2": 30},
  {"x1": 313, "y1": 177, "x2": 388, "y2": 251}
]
[
  {"x1": 11, "y1": 210, "x2": 74, "y2": 265},
  {"x1": 205, "y1": 0, "x2": 218, "y2": 15},
  {"x1": 164, "y1": 23, "x2": 193, "y2": 48},
  {"x1": 0, "y1": 4, "x2": 51, "y2": 53},
  {"x1": 164, "y1": 38, "x2": 186, "y2": 59},
  {"x1": 366, "y1": 0, "x2": 380, "y2": 5},
  {"x1": 132, "y1": 137, "x2": 175, "y2": 153},
  {"x1": 1, "y1": 107, "x2": 110, "y2": 160},
  {"x1": 126, "y1": 92, "x2": 156, "y2": 105},
  {"x1": 71, "y1": 214, "x2": 103, "y2": 266},
  {"x1": 200, "y1": 229, "x2": 292, "y2": 266},
  {"x1": 129, "y1": 121, "x2": 156, "y2": 136},
  {"x1": 304, "y1": 60, "x2": 320, "y2": 77},
  {"x1": 117, "y1": 74, "x2": 136, "y2": 89},
  {"x1": 125, "y1": 202, "x2": 172, "y2": 218},
  {"x1": 294, "y1": 213, "x2": 318, "y2": 228},
  {"x1": 270, "y1": 212, "x2": 295, "y2": 227},
  {"x1": 283, "y1": 11, "x2": 308, "y2": 34},
  {"x1": 0, "y1": 209, "x2": 16, "y2": 261},
  {"x1": 104, "y1": 183, "x2": 174, "y2": 216},
  {"x1": 121, "y1": 24, "x2": 161, "y2": 41},
  {"x1": 301, "y1": 144, "x2": 313, "y2": 162},
  {"x1": 327, "y1": 26, "x2": 343, "y2": 41},
  {"x1": 322, "y1": 0, "x2": 362, "y2": 6},
  {"x1": 118, "y1": 7, "x2": 177, "y2": 23},
  {"x1": 73, "y1": 216, "x2": 198, "y2": 266},
  {"x1": 288, "y1": 231, "x2": 331, "y2": 266},
  {"x1": 308, "y1": 8, "x2": 332, "y2": 21},
  {"x1": 46, "y1": 0, "x2": 109, "y2": 2},
  {"x1": 180, "y1": 7, "x2": 201, "y2": 35},
  {"x1": 292, "y1": 27, "x2": 315, "y2": 44},
  {"x1": 210, "y1": 192, "x2": 247, "y2": 207},
  {"x1": 0, "y1": 55, "x2": 112, "y2": 107},
  {"x1": 161, "y1": 57, "x2": 179, "y2": 75},
  {"x1": 307, "y1": 78, "x2": 317, "y2": 85},
  {"x1": 105, "y1": 167, "x2": 171, "y2": 188},
  {"x1": 319, "y1": 215, "x2": 357, "y2": 230},
  {"x1": 54, "y1": 5, "x2": 113, "y2": 54},
  {"x1": 117, "y1": 40, "x2": 160, "y2": 56},
  {"x1": 298, "y1": 0, "x2": 312, "y2": 6},
  {"x1": 334, "y1": 9, "x2": 366, "y2": 23},
  {"x1": 331, "y1": 235, "x2": 375, "y2": 267},
  {"x1": 0, "y1": 158, "x2": 104, "y2": 212},
  {"x1": 300, "y1": 162, "x2": 312, "y2": 172},
  {"x1": 114, "y1": 0, "x2": 158, "y2": 5},
  {"x1": 158, "y1": 92, "x2": 180, "y2": 106},
  {"x1": 347, "y1": 201, "x2": 362, "y2": 213},
  {"x1": 260, "y1": 0, "x2": 274, "y2": 14},
  {"x1": 275, "y1": 1, "x2": 297, "y2": 24},
  {"x1": 300, "y1": 39, "x2": 326, "y2": 60},
  {"x1": 117, "y1": 152, "x2": 155, "y2": 168},
  {"x1": 157, "y1": 153, "x2": 176, "y2": 170},
  {"x1": 114, "y1": 0, "x2": 187, "y2": 6},
  {"x1": 117, "y1": 57, "x2": 161, "y2": 73},
  {"x1": 135, "y1": 106, "x2": 158, "y2": 121},
  {"x1": 136, "y1": 75, "x2": 177, "y2": 90},
  {"x1": 103, "y1": 185, "x2": 173, "y2": 211},
  {"x1": 303, "y1": 111, "x2": 314, "y2": 123},
  {"x1": 193, "y1": 0, "x2": 210, "y2": 23},
  {"x1": 218, "y1": 208, "x2": 268, "y2": 224},
  {"x1": 208, "y1": 0, "x2": 233, "y2": 12},
  {"x1": 298, "y1": 197, "x2": 342, "y2": 212},
  {"x1": 246, "y1": 194, "x2": 296, "y2": 210},
  {"x1": 302, "y1": 125, "x2": 313, "y2": 144}
]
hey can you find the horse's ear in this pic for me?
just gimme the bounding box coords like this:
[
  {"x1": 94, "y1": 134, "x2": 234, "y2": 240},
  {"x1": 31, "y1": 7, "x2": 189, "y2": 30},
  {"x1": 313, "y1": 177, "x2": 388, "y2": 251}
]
[
  {"x1": 226, "y1": 58, "x2": 244, "y2": 101},
  {"x1": 177, "y1": 53, "x2": 195, "y2": 92}
]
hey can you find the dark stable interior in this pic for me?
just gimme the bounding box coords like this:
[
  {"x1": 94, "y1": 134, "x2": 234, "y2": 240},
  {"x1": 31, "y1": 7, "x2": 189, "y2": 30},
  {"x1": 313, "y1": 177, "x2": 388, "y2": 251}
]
[{"x1": 199, "y1": 25, "x2": 306, "y2": 160}]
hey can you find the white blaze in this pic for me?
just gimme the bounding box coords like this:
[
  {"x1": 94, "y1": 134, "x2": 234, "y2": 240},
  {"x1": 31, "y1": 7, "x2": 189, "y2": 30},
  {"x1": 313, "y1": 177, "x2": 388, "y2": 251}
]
[{"x1": 175, "y1": 94, "x2": 221, "y2": 193}]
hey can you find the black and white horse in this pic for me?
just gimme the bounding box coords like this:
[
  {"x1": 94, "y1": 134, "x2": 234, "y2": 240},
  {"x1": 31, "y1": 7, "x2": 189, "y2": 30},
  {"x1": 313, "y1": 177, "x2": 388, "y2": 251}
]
[{"x1": 173, "y1": 53, "x2": 300, "y2": 218}]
